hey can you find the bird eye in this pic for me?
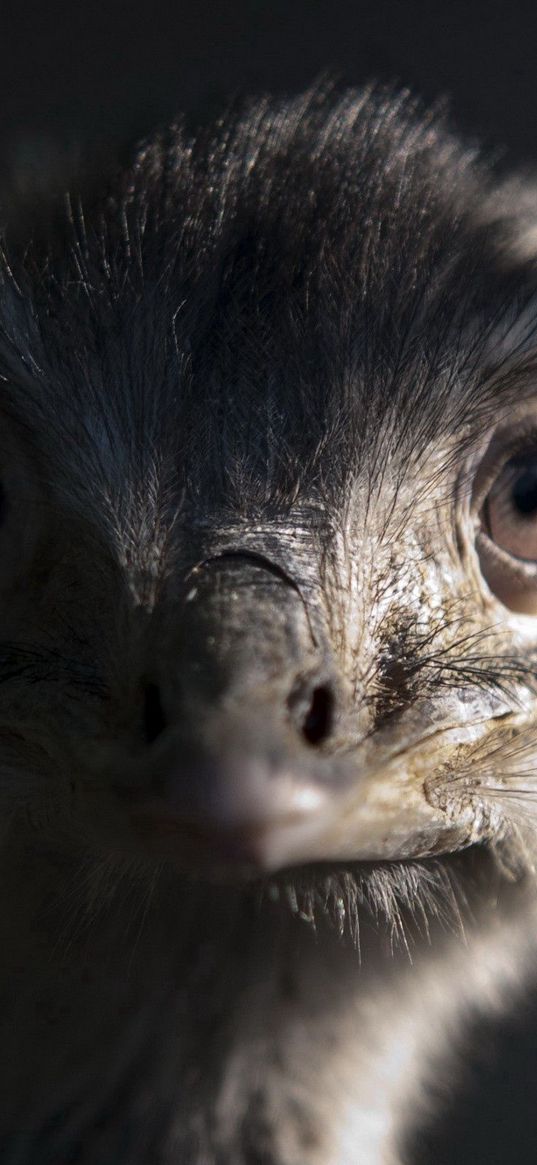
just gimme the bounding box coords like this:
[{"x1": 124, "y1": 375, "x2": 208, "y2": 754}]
[
  {"x1": 483, "y1": 453, "x2": 537, "y2": 561},
  {"x1": 476, "y1": 440, "x2": 537, "y2": 614}
]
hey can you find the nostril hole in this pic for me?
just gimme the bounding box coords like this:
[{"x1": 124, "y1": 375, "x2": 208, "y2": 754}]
[
  {"x1": 301, "y1": 685, "x2": 334, "y2": 746},
  {"x1": 143, "y1": 682, "x2": 167, "y2": 745}
]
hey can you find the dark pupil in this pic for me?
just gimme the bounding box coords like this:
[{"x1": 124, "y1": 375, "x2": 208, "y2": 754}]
[{"x1": 512, "y1": 460, "x2": 537, "y2": 518}]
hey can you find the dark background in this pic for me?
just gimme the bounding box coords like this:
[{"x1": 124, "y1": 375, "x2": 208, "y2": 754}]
[
  {"x1": 2, "y1": 0, "x2": 537, "y2": 162},
  {"x1": 4, "y1": 0, "x2": 537, "y2": 190},
  {"x1": 3, "y1": 1, "x2": 537, "y2": 1161}
]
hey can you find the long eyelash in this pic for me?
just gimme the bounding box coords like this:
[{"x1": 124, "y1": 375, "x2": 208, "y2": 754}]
[{"x1": 482, "y1": 426, "x2": 537, "y2": 491}]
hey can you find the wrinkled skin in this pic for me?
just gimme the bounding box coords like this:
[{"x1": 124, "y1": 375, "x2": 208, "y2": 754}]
[{"x1": 0, "y1": 87, "x2": 537, "y2": 1163}]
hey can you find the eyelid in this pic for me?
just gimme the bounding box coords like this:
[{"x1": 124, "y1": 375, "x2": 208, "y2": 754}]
[
  {"x1": 470, "y1": 410, "x2": 537, "y2": 613},
  {"x1": 477, "y1": 528, "x2": 537, "y2": 576},
  {"x1": 476, "y1": 453, "x2": 537, "y2": 567},
  {"x1": 476, "y1": 529, "x2": 537, "y2": 614},
  {"x1": 471, "y1": 419, "x2": 537, "y2": 513}
]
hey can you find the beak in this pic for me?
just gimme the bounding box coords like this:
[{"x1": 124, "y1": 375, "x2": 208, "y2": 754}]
[
  {"x1": 119, "y1": 721, "x2": 336, "y2": 872},
  {"x1": 114, "y1": 551, "x2": 346, "y2": 873},
  {"x1": 110, "y1": 552, "x2": 483, "y2": 873}
]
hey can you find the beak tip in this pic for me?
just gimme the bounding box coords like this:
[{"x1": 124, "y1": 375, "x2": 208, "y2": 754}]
[
  {"x1": 118, "y1": 753, "x2": 334, "y2": 874},
  {"x1": 128, "y1": 794, "x2": 331, "y2": 874}
]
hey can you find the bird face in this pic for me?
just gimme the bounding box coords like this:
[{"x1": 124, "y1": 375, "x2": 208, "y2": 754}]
[{"x1": 1, "y1": 90, "x2": 537, "y2": 886}]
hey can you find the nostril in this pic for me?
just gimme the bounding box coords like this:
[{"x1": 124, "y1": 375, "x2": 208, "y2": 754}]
[
  {"x1": 143, "y1": 682, "x2": 167, "y2": 745},
  {"x1": 300, "y1": 684, "x2": 334, "y2": 747}
]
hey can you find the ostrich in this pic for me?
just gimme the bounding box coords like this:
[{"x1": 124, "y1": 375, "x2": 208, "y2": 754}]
[{"x1": 1, "y1": 84, "x2": 537, "y2": 1165}]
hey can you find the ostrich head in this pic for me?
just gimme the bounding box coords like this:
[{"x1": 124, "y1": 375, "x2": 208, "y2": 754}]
[{"x1": 0, "y1": 87, "x2": 537, "y2": 900}]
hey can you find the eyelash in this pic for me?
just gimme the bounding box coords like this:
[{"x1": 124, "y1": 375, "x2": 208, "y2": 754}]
[
  {"x1": 502, "y1": 430, "x2": 537, "y2": 460},
  {"x1": 471, "y1": 423, "x2": 537, "y2": 514}
]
